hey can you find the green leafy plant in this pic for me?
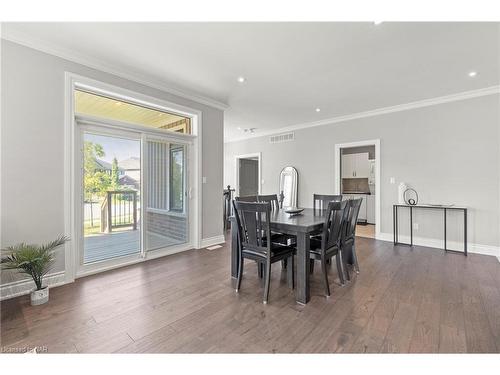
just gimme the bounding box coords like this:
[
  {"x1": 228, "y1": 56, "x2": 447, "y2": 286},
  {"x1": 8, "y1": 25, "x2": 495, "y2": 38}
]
[{"x1": 1, "y1": 236, "x2": 69, "y2": 290}]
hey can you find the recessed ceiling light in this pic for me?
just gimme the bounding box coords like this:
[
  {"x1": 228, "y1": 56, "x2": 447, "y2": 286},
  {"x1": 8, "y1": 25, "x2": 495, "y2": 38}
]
[
  {"x1": 315, "y1": 108, "x2": 321, "y2": 112},
  {"x1": 374, "y1": 21, "x2": 383, "y2": 25},
  {"x1": 237, "y1": 127, "x2": 242, "y2": 130},
  {"x1": 114, "y1": 102, "x2": 122, "y2": 106},
  {"x1": 237, "y1": 76, "x2": 246, "y2": 83},
  {"x1": 468, "y1": 71, "x2": 478, "y2": 77}
]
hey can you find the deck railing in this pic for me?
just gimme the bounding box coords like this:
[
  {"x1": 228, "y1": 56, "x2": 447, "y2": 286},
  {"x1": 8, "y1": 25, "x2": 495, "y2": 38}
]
[{"x1": 100, "y1": 190, "x2": 138, "y2": 233}]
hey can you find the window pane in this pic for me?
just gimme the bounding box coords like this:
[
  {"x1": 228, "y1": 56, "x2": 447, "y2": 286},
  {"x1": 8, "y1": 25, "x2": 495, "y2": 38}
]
[
  {"x1": 83, "y1": 133, "x2": 141, "y2": 264},
  {"x1": 170, "y1": 146, "x2": 184, "y2": 211},
  {"x1": 75, "y1": 90, "x2": 192, "y2": 134}
]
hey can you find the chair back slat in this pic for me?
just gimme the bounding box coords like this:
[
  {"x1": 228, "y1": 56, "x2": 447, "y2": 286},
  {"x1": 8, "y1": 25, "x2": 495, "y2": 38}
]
[
  {"x1": 257, "y1": 194, "x2": 279, "y2": 210},
  {"x1": 322, "y1": 200, "x2": 348, "y2": 251},
  {"x1": 313, "y1": 194, "x2": 342, "y2": 211},
  {"x1": 344, "y1": 198, "x2": 363, "y2": 240},
  {"x1": 233, "y1": 201, "x2": 271, "y2": 256}
]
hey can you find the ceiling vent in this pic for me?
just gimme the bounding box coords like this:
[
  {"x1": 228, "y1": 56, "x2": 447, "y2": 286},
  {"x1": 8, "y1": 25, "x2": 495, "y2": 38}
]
[{"x1": 270, "y1": 132, "x2": 295, "y2": 144}]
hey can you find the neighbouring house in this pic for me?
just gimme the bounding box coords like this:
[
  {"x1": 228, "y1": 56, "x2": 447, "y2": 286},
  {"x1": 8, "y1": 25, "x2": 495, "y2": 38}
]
[{"x1": 96, "y1": 156, "x2": 140, "y2": 190}]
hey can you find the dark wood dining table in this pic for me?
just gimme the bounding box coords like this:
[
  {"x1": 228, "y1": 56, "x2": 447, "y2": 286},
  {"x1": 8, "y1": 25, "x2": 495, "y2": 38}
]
[{"x1": 230, "y1": 207, "x2": 352, "y2": 304}]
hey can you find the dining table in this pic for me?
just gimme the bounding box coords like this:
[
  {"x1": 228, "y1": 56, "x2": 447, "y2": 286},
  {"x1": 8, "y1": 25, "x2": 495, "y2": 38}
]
[{"x1": 230, "y1": 207, "x2": 353, "y2": 304}]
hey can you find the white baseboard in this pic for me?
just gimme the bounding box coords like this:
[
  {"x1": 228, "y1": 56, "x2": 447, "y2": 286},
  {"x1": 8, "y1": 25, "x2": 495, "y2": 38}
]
[
  {"x1": 200, "y1": 235, "x2": 226, "y2": 249},
  {"x1": 0, "y1": 271, "x2": 67, "y2": 301},
  {"x1": 377, "y1": 232, "x2": 500, "y2": 258}
]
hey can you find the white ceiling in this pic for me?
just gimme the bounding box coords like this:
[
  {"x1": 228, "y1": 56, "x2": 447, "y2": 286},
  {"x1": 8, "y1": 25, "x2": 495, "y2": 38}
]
[{"x1": 3, "y1": 22, "x2": 499, "y2": 141}]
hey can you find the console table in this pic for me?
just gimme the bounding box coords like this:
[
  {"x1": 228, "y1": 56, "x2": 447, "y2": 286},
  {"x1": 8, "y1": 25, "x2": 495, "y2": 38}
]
[{"x1": 393, "y1": 204, "x2": 467, "y2": 255}]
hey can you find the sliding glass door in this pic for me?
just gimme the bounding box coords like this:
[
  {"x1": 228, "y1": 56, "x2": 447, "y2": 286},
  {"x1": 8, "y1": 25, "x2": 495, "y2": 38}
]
[{"x1": 78, "y1": 125, "x2": 190, "y2": 273}]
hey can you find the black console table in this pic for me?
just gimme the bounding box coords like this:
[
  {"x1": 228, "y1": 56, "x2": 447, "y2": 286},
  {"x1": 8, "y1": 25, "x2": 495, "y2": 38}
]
[{"x1": 393, "y1": 204, "x2": 467, "y2": 256}]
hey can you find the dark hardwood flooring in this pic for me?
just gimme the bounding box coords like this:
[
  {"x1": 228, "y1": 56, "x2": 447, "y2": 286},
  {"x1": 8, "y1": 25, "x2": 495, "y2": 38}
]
[{"x1": 1, "y1": 235, "x2": 499, "y2": 353}]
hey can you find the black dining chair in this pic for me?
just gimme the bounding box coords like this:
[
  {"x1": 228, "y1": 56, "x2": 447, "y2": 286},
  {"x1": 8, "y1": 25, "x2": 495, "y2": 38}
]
[
  {"x1": 257, "y1": 194, "x2": 280, "y2": 211},
  {"x1": 232, "y1": 201, "x2": 295, "y2": 304},
  {"x1": 313, "y1": 194, "x2": 343, "y2": 211},
  {"x1": 341, "y1": 198, "x2": 362, "y2": 281},
  {"x1": 258, "y1": 194, "x2": 296, "y2": 251},
  {"x1": 310, "y1": 194, "x2": 343, "y2": 240},
  {"x1": 308, "y1": 200, "x2": 348, "y2": 296}
]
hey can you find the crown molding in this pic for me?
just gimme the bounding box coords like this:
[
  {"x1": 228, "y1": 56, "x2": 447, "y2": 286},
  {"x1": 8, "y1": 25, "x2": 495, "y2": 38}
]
[
  {"x1": 1, "y1": 29, "x2": 230, "y2": 111},
  {"x1": 225, "y1": 85, "x2": 500, "y2": 143}
]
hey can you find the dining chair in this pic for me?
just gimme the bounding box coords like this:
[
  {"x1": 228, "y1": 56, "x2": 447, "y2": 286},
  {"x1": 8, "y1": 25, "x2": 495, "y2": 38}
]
[
  {"x1": 310, "y1": 194, "x2": 343, "y2": 240},
  {"x1": 313, "y1": 194, "x2": 343, "y2": 211},
  {"x1": 341, "y1": 198, "x2": 363, "y2": 281},
  {"x1": 257, "y1": 194, "x2": 280, "y2": 210},
  {"x1": 232, "y1": 200, "x2": 295, "y2": 304},
  {"x1": 308, "y1": 200, "x2": 348, "y2": 296},
  {"x1": 258, "y1": 194, "x2": 296, "y2": 251}
]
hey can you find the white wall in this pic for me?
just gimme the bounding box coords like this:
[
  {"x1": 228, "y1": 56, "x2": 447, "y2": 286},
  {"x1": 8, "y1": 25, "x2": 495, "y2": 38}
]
[
  {"x1": 0, "y1": 40, "x2": 224, "y2": 285},
  {"x1": 225, "y1": 94, "x2": 500, "y2": 252}
]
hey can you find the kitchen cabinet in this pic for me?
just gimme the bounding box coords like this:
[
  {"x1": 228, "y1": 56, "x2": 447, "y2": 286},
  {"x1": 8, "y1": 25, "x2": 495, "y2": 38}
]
[
  {"x1": 367, "y1": 194, "x2": 375, "y2": 224},
  {"x1": 341, "y1": 152, "x2": 369, "y2": 178}
]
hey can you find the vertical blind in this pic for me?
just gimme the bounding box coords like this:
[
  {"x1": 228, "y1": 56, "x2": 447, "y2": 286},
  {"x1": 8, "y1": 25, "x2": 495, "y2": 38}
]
[{"x1": 147, "y1": 140, "x2": 169, "y2": 210}]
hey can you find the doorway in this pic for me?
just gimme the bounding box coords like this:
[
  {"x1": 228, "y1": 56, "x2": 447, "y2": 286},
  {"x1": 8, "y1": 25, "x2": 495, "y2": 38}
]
[
  {"x1": 334, "y1": 140, "x2": 381, "y2": 240},
  {"x1": 235, "y1": 153, "x2": 261, "y2": 197}
]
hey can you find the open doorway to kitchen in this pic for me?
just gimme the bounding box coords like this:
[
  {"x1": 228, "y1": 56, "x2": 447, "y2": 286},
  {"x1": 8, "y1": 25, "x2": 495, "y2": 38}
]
[
  {"x1": 334, "y1": 140, "x2": 380, "y2": 239},
  {"x1": 235, "y1": 153, "x2": 261, "y2": 198}
]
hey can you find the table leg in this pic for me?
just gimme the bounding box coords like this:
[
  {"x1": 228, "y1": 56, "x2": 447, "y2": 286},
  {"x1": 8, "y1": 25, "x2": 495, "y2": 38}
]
[
  {"x1": 230, "y1": 217, "x2": 239, "y2": 287},
  {"x1": 444, "y1": 208, "x2": 447, "y2": 251},
  {"x1": 464, "y1": 209, "x2": 468, "y2": 256},
  {"x1": 410, "y1": 206, "x2": 413, "y2": 246},
  {"x1": 296, "y1": 232, "x2": 310, "y2": 304}
]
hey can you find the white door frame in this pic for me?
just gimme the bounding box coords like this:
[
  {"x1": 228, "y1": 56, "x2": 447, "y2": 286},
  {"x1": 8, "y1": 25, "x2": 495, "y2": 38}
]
[
  {"x1": 64, "y1": 72, "x2": 203, "y2": 282},
  {"x1": 334, "y1": 139, "x2": 381, "y2": 239},
  {"x1": 234, "y1": 152, "x2": 262, "y2": 197}
]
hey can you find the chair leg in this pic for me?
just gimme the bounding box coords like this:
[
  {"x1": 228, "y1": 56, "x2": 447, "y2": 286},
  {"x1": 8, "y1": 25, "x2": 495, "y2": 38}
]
[
  {"x1": 263, "y1": 262, "x2": 271, "y2": 304},
  {"x1": 236, "y1": 256, "x2": 244, "y2": 291},
  {"x1": 336, "y1": 252, "x2": 346, "y2": 285},
  {"x1": 282, "y1": 258, "x2": 288, "y2": 270},
  {"x1": 321, "y1": 257, "x2": 330, "y2": 297},
  {"x1": 352, "y1": 243, "x2": 360, "y2": 274},
  {"x1": 287, "y1": 255, "x2": 295, "y2": 289},
  {"x1": 341, "y1": 249, "x2": 351, "y2": 282},
  {"x1": 310, "y1": 259, "x2": 315, "y2": 274},
  {"x1": 258, "y1": 262, "x2": 264, "y2": 279}
]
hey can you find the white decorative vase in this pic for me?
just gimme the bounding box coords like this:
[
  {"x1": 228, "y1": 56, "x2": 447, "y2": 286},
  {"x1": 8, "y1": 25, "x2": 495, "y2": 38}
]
[
  {"x1": 398, "y1": 182, "x2": 408, "y2": 204},
  {"x1": 31, "y1": 287, "x2": 49, "y2": 306}
]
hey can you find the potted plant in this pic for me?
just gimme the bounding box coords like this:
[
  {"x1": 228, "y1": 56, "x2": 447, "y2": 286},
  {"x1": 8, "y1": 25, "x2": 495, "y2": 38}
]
[{"x1": 1, "y1": 236, "x2": 69, "y2": 305}]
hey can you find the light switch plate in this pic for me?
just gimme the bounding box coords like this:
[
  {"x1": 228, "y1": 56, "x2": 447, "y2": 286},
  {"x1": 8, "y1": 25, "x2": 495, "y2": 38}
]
[
  {"x1": 202, "y1": 177, "x2": 207, "y2": 184},
  {"x1": 390, "y1": 177, "x2": 395, "y2": 184}
]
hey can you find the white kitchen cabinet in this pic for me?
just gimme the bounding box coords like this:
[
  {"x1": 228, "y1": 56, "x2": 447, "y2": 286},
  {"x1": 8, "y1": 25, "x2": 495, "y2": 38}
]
[
  {"x1": 341, "y1": 154, "x2": 355, "y2": 178},
  {"x1": 367, "y1": 194, "x2": 375, "y2": 224},
  {"x1": 341, "y1": 152, "x2": 369, "y2": 178}
]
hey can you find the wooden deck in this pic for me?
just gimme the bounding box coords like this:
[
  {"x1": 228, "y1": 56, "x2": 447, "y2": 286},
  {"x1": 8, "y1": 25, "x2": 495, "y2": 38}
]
[
  {"x1": 84, "y1": 230, "x2": 184, "y2": 263},
  {"x1": 1, "y1": 235, "x2": 499, "y2": 353}
]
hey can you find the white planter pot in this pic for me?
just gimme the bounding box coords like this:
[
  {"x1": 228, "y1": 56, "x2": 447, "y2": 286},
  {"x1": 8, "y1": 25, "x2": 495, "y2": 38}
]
[{"x1": 30, "y1": 287, "x2": 49, "y2": 306}]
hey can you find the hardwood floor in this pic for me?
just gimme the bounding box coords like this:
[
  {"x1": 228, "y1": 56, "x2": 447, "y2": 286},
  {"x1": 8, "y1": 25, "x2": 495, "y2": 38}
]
[
  {"x1": 355, "y1": 224, "x2": 375, "y2": 239},
  {"x1": 1, "y1": 235, "x2": 499, "y2": 353}
]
